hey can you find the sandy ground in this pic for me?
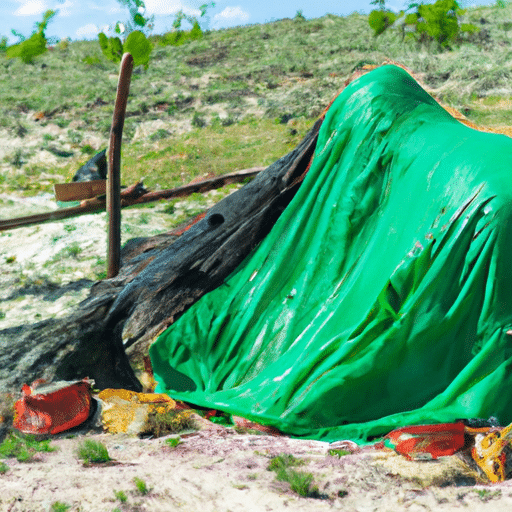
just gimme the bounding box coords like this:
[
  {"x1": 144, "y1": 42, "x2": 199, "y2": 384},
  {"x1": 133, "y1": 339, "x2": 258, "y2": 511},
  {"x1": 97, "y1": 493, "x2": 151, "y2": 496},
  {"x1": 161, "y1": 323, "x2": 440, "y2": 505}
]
[{"x1": 2, "y1": 422, "x2": 512, "y2": 512}]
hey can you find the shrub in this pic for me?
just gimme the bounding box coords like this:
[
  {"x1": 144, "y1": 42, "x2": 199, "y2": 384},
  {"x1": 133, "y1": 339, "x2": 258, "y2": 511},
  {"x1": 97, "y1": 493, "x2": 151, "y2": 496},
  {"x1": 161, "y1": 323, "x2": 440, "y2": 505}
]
[
  {"x1": 369, "y1": 9, "x2": 397, "y2": 36},
  {"x1": 369, "y1": 0, "x2": 479, "y2": 48},
  {"x1": 98, "y1": 30, "x2": 153, "y2": 69},
  {"x1": 6, "y1": 10, "x2": 57, "y2": 63}
]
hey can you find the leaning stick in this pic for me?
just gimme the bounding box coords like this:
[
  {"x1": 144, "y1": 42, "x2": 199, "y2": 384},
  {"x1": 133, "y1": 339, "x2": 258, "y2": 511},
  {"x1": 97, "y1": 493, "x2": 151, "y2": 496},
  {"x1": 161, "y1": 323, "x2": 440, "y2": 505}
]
[{"x1": 107, "y1": 52, "x2": 133, "y2": 278}]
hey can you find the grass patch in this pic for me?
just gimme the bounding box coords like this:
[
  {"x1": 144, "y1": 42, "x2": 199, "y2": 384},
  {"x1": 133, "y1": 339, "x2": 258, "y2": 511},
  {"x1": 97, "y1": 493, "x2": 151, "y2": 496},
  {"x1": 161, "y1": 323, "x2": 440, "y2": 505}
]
[
  {"x1": 114, "y1": 490, "x2": 128, "y2": 503},
  {"x1": 147, "y1": 409, "x2": 196, "y2": 437},
  {"x1": 327, "y1": 448, "x2": 351, "y2": 458},
  {"x1": 133, "y1": 477, "x2": 150, "y2": 495},
  {"x1": 165, "y1": 436, "x2": 183, "y2": 448},
  {"x1": 267, "y1": 453, "x2": 321, "y2": 498},
  {"x1": 50, "y1": 502, "x2": 71, "y2": 512},
  {"x1": 76, "y1": 439, "x2": 111, "y2": 464},
  {"x1": 0, "y1": 431, "x2": 56, "y2": 462}
]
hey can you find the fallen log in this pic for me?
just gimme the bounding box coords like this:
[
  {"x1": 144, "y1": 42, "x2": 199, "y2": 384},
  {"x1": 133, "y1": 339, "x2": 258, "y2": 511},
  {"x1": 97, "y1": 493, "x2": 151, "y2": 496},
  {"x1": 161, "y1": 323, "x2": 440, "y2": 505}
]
[{"x1": 0, "y1": 119, "x2": 322, "y2": 393}]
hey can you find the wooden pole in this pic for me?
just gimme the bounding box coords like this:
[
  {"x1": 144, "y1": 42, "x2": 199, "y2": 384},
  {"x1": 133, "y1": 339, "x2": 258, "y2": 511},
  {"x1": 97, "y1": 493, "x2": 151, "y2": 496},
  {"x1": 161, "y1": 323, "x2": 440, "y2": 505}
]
[{"x1": 107, "y1": 53, "x2": 133, "y2": 279}]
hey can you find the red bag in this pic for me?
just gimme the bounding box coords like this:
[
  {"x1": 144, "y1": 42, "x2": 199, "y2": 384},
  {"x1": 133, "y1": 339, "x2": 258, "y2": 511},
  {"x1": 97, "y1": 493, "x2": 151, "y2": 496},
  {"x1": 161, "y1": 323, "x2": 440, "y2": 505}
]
[
  {"x1": 13, "y1": 378, "x2": 93, "y2": 435},
  {"x1": 382, "y1": 422, "x2": 466, "y2": 460}
]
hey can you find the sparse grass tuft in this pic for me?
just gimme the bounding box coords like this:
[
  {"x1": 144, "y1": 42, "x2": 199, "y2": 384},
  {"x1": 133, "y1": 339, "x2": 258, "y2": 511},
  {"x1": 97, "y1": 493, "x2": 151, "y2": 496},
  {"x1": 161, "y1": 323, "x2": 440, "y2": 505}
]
[
  {"x1": 76, "y1": 439, "x2": 111, "y2": 464},
  {"x1": 133, "y1": 476, "x2": 150, "y2": 495},
  {"x1": 328, "y1": 448, "x2": 351, "y2": 458},
  {"x1": 50, "y1": 502, "x2": 71, "y2": 512},
  {"x1": 165, "y1": 436, "x2": 183, "y2": 448},
  {"x1": 114, "y1": 490, "x2": 127, "y2": 503}
]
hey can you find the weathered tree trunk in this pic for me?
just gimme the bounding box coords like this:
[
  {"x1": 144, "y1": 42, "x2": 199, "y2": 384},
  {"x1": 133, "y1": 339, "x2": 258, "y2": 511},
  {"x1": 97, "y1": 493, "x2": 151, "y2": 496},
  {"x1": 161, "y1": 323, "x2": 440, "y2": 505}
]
[{"x1": 0, "y1": 119, "x2": 322, "y2": 393}]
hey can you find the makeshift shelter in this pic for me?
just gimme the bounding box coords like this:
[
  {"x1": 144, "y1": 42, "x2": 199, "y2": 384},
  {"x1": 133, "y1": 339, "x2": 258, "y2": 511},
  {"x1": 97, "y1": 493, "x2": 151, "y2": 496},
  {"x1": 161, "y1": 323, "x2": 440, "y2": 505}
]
[{"x1": 149, "y1": 65, "x2": 512, "y2": 442}]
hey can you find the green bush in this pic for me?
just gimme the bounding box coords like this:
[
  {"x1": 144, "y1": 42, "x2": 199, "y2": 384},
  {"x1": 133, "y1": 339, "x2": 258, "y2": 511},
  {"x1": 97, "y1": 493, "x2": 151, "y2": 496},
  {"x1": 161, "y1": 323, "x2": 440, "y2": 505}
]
[
  {"x1": 368, "y1": 9, "x2": 397, "y2": 36},
  {"x1": 98, "y1": 30, "x2": 153, "y2": 68},
  {"x1": 369, "y1": 0, "x2": 478, "y2": 48},
  {"x1": 98, "y1": 32, "x2": 123, "y2": 64},
  {"x1": 123, "y1": 30, "x2": 153, "y2": 69},
  {"x1": 5, "y1": 9, "x2": 57, "y2": 63}
]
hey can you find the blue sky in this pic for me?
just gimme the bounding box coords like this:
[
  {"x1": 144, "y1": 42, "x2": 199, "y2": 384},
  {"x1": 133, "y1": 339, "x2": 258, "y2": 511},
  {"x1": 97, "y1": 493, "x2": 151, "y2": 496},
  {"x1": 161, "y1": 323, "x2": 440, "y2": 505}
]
[{"x1": 0, "y1": 0, "x2": 497, "y2": 44}]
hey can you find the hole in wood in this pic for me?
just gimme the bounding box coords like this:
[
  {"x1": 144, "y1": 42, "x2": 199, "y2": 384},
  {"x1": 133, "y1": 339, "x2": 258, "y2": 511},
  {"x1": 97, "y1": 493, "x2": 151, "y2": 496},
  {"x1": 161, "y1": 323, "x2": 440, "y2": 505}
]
[{"x1": 208, "y1": 213, "x2": 225, "y2": 227}]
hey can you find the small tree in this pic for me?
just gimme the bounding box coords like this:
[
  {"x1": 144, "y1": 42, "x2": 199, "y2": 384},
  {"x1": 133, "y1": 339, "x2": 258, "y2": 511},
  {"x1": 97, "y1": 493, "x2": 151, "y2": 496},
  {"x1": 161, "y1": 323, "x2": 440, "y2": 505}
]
[
  {"x1": 159, "y1": 2, "x2": 215, "y2": 46},
  {"x1": 368, "y1": 0, "x2": 478, "y2": 49},
  {"x1": 368, "y1": 0, "x2": 399, "y2": 36},
  {"x1": 6, "y1": 9, "x2": 58, "y2": 63},
  {"x1": 98, "y1": 0, "x2": 153, "y2": 68}
]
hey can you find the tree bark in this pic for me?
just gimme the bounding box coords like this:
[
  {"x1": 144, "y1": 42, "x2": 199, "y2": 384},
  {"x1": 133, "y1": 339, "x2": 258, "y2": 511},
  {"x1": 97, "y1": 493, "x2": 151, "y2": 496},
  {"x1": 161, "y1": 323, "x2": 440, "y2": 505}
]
[{"x1": 0, "y1": 119, "x2": 322, "y2": 393}]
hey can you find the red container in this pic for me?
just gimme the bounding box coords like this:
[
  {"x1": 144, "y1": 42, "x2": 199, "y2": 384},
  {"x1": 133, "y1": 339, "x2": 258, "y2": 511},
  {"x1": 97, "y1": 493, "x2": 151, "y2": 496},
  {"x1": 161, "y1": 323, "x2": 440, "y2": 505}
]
[
  {"x1": 383, "y1": 422, "x2": 466, "y2": 460},
  {"x1": 13, "y1": 378, "x2": 93, "y2": 435}
]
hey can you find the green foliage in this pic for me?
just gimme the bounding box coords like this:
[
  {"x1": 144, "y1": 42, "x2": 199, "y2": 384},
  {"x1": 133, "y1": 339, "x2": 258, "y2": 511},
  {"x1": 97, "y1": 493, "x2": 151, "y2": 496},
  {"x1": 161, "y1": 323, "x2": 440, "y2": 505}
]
[
  {"x1": 0, "y1": 432, "x2": 56, "y2": 462},
  {"x1": 0, "y1": 461, "x2": 9, "y2": 474},
  {"x1": 415, "y1": 0, "x2": 463, "y2": 46},
  {"x1": 98, "y1": 29, "x2": 152, "y2": 68},
  {"x1": 5, "y1": 9, "x2": 57, "y2": 63},
  {"x1": 267, "y1": 454, "x2": 318, "y2": 498},
  {"x1": 6, "y1": 32, "x2": 47, "y2": 63},
  {"x1": 369, "y1": 0, "x2": 479, "y2": 49},
  {"x1": 369, "y1": 9, "x2": 397, "y2": 35},
  {"x1": 159, "y1": 3, "x2": 214, "y2": 47},
  {"x1": 133, "y1": 477, "x2": 149, "y2": 495},
  {"x1": 50, "y1": 502, "x2": 71, "y2": 512},
  {"x1": 98, "y1": 32, "x2": 123, "y2": 64},
  {"x1": 327, "y1": 448, "x2": 351, "y2": 457},
  {"x1": 123, "y1": 30, "x2": 153, "y2": 69},
  {"x1": 76, "y1": 439, "x2": 111, "y2": 464},
  {"x1": 0, "y1": 36, "x2": 8, "y2": 53},
  {"x1": 294, "y1": 10, "x2": 306, "y2": 22},
  {"x1": 115, "y1": 0, "x2": 154, "y2": 34},
  {"x1": 165, "y1": 436, "x2": 183, "y2": 448},
  {"x1": 114, "y1": 490, "x2": 128, "y2": 503}
]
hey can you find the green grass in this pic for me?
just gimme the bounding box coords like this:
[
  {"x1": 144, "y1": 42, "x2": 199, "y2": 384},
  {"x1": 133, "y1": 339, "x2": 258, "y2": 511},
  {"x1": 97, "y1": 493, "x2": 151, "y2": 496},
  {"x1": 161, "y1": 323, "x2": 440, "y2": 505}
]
[
  {"x1": 133, "y1": 477, "x2": 150, "y2": 495},
  {"x1": 114, "y1": 490, "x2": 128, "y2": 503},
  {"x1": 165, "y1": 436, "x2": 183, "y2": 448},
  {"x1": 76, "y1": 439, "x2": 111, "y2": 464},
  {"x1": 50, "y1": 502, "x2": 71, "y2": 512},
  {"x1": 327, "y1": 448, "x2": 351, "y2": 458},
  {"x1": 1, "y1": 3, "x2": 511, "y2": 198},
  {"x1": 267, "y1": 453, "x2": 321, "y2": 498},
  {"x1": 0, "y1": 431, "x2": 56, "y2": 462}
]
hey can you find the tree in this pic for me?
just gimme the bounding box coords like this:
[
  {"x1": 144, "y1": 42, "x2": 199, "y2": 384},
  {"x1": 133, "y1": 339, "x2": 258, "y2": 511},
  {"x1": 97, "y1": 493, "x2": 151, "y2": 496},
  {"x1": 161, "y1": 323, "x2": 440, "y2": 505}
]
[{"x1": 5, "y1": 10, "x2": 58, "y2": 63}]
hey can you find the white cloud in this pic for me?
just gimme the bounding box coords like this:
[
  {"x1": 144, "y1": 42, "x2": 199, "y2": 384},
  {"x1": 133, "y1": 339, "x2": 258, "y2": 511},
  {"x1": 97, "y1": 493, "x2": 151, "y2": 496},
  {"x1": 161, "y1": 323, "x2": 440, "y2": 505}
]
[
  {"x1": 144, "y1": 0, "x2": 199, "y2": 17},
  {"x1": 55, "y1": 0, "x2": 73, "y2": 16},
  {"x1": 213, "y1": 6, "x2": 249, "y2": 28},
  {"x1": 13, "y1": 0, "x2": 48, "y2": 16},
  {"x1": 75, "y1": 23, "x2": 99, "y2": 37}
]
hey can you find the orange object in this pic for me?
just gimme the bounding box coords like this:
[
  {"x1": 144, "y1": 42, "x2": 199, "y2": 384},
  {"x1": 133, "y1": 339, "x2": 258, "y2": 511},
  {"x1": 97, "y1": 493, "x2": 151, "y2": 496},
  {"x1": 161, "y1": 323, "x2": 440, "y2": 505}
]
[
  {"x1": 13, "y1": 379, "x2": 93, "y2": 435},
  {"x1": 471, "y1": 423, "x2": 512, "y2": 483},
  {"x1": 383, "y1": 422, "x2": 466, "y2": 460}
]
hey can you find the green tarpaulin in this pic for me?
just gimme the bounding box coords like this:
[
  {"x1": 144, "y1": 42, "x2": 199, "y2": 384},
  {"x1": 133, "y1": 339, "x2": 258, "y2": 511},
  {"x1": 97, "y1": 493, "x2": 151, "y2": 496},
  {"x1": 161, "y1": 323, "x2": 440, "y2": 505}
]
[{"x1": 149, "y1": 65, "x2": 512, "y2": 442}]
